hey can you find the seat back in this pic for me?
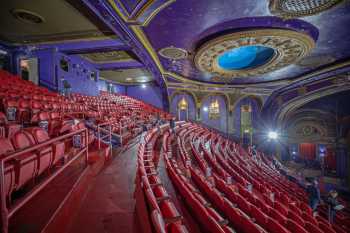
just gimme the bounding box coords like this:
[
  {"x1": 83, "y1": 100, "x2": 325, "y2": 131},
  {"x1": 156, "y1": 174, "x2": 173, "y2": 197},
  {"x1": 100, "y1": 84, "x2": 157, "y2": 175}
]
[
  {"x1": 304, "y1": 222, "x2": 323, "y2": 233},
  {"x1": 286, "y1": 219, "x2": 308, "y2": 233},
  {"x1": 0, "y1": 138, "x2": 14, "y2": 155},
  {"x1": 26, "y1": 127, "x2": 50, "y2": 144},
  {"x1": 0, "y1": 112, "x2": 8, "y2": 124},
  {"x1": 11, "y1": 131, "x2": 35, "y2": 150}
]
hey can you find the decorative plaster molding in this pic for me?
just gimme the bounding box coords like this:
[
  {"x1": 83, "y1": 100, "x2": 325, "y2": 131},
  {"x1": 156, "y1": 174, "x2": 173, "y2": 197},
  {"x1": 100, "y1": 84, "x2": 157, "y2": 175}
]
[{"x1": 108, "y1": 0, "x2": 176, "y2": 26}]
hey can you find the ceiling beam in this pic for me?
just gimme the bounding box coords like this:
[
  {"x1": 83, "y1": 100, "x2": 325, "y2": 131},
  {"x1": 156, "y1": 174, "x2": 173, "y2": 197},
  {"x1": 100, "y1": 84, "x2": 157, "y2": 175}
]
[{"x1": 34, "y1": 38, "x2": 130, "y2": 54}]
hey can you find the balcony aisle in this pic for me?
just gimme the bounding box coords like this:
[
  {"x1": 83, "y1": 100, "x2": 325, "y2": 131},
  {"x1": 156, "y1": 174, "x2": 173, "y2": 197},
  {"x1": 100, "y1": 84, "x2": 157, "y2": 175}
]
[{"x1": 68, "y1": 140, "x2": 141, "y2": 233}]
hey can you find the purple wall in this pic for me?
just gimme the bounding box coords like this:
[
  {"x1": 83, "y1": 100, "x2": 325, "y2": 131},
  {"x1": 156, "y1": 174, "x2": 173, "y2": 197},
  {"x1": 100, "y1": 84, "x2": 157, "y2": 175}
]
[
  {"x1": 170, "y1": 93, "x2": 196, "y2": 120},
  {"x1": 201, "y1": 96, "x2": 227, "y2": 133},
  {"x1": 33, "y1": 49, "x2": 100, "y2": 96},
  {"x1": 233, "y1": 97, "x2": 261, "y2": 138},
  {"x1": 97, "y1": 79, "x2": 126, "y2": 95},
  {"x1": 126, "y1": 83, "x2": 163, "y2": 109},
  {"x1": 56, "y1": 54, "x2": 99, "y2": 96}
]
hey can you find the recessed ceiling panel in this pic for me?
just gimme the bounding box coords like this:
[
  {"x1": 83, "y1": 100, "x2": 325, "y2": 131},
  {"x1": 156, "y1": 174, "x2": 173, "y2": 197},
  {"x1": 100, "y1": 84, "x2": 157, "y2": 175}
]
[
  {"x1": 0, "y1": 0, "x2": 113, "y2": 44},
  {"x1": 80, "y1": 51, "x2": 135, "y2": 63},
  {"x1": 100, "y1": 68, "x2": 154, "y2": 84}
]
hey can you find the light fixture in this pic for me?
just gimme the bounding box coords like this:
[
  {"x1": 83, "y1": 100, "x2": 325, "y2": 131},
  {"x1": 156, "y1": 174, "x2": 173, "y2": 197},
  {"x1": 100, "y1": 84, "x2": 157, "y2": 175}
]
[
  {"x1": 244, "y1": 129, "x2": 250, "y2": 133},
  {"x1": 209, "y1": 98, "x2": 220, "y2": 119},
  {"x1": 268, "y1": 131, "x2": 278, "y2": 140},
  {"x1": 141, "y1": 84, "x2": 146, "y2": 89},
  {"x1": 126, "y1": 77, "x2": 132, "y2": 81},
  {"x1": 203, "y1": 106, "x2": 208, "y2": 112},
  {"x1": 178, "y1": 97, "x2": 188, "y2": 110}
]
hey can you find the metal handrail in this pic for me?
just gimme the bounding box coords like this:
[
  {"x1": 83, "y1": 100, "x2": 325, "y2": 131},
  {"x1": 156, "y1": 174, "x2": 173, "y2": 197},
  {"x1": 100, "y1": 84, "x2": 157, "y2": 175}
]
[
  {"x1": 0, "y1": 128, "x2": 89, "y2": 233},
  {"x1": 97, "y1": 122, "x2": 112, "y2": 158}
]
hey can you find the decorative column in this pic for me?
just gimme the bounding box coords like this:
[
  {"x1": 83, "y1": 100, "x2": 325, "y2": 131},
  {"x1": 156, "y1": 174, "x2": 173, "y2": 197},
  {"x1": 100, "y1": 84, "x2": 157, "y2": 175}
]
[
  {"x1": 196, "y1": 102, "x2": 202, "y2": 121},
  {"x1": 227, "y1": 106, "x2": 234, "y2": 135}
]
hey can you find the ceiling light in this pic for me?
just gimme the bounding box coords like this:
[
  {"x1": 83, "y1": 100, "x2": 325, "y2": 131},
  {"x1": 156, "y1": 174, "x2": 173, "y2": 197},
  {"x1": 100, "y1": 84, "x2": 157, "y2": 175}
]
[
  {"x1": 203, "y1": 107, "x2": 208, "y2": 112},
  {"x1": 126, "y1": 78, "x2": 132, "y2": 81},
  {"x1": 141, "y1": 84, "x2": 146, "y2": 88}
]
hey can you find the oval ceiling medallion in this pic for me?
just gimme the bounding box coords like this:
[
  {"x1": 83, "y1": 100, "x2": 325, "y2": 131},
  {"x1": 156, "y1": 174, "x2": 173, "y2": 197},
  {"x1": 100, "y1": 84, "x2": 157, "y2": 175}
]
[
  {"x1": 194, "y1": 29, "x2": 315, "y2": 79},
  {"x1": 11, "y1": 9, "x2": 45, "y2": 24},
  {"x1": 269, "y1": 0, "x2": 344, "y2": 18},
  {"x1": 159, "y1": 46, "x2": 188, "y2": 60}
]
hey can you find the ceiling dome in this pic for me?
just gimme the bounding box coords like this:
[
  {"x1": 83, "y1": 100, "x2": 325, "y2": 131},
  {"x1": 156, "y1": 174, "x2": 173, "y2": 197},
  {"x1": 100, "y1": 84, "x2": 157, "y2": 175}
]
[{"x1": 217, "y1": 45, "x2": 275, "y2": 70}]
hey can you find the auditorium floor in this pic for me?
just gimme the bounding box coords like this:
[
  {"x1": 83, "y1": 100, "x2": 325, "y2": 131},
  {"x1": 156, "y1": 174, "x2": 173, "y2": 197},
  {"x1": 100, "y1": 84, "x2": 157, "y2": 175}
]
[{"x1": 68, "y1": 141, "x2": 141, "y2": 233}]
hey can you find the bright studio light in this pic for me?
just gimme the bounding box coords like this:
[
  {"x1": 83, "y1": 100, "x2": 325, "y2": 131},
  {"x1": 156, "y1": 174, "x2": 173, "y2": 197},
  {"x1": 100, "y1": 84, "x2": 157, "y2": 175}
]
[
  {"x1": 268, "y1": 131, "x2": 278, "y2": 140},
  {"x1": 203, "y1": 106, "x2": 208, "y2": 112},
  {"x1": 141, "y1": 84, "x2": 146, "y2": 89}
]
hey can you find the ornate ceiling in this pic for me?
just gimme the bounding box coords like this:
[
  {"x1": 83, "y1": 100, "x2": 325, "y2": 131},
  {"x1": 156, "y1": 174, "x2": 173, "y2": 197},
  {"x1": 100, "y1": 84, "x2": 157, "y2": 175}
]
[{"x1": 141, "y1": 0, "x2": 350, "y2": 85}]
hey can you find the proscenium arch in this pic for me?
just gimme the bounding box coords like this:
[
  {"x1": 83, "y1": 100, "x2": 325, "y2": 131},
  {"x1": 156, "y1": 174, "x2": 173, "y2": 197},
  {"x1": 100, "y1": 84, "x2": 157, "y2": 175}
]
[{"x1": 277, "y1": 86, "x2": 350, "y2": 127}]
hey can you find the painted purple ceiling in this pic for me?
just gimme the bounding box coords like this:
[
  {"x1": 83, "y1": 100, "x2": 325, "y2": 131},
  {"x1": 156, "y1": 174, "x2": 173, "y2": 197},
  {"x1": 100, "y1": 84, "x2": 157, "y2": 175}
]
[{"x1": 142, "y1": 0, "x2": 350, "y2": 85}]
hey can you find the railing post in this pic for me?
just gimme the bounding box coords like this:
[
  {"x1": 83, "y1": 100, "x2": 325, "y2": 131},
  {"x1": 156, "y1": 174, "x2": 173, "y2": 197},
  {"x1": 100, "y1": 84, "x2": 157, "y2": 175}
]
[
  {"x1": 98, "y1": 124, "x2": 101, "y2": 150},
  {"x1": 109, "y1": 124, "x2": 112, "y2": 158},
  {"x1": 85, "y1": 128, "x2": 89, "y2": 164},
  {"x1": 0, "y1": 160, "x2": 8, "y2": 233}
]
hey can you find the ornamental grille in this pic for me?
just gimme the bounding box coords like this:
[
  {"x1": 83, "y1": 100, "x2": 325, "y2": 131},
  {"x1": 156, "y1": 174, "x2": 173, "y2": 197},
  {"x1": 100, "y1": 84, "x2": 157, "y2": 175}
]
[{"x1": 270, "y1": 0, "x2": 344, "y2": 17}]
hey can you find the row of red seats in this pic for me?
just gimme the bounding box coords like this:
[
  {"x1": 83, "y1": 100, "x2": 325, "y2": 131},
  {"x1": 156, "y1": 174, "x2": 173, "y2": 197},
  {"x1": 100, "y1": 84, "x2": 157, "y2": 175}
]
[
  {"x1": 137, "y1": 127, "x2": 189, "y2": 233},
  {"x1": 163, "y1": 130, "x2": 235, "y2": 233},
  {"x1": 0, "y1": 127, "x2": 65, "y2": 203}
]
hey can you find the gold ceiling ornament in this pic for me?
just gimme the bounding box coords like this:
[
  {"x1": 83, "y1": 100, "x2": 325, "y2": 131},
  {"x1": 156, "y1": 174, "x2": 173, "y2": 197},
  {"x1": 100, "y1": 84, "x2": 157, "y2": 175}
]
[
  {"x1": 194, "y1": 29, "x2": 315, "y2": 79},
  {"x1": 159, "y1": 46, "x2": 188, "y2": 60},
  {"x1": 178, "y1": 97, "x2": 188, "y2": 110},
  {"x1": 209, "y1": 99, "x2": 220, "y2": 119},
  {"x1": 269, "y1": 0, "x2": 344, "y2": 18}
]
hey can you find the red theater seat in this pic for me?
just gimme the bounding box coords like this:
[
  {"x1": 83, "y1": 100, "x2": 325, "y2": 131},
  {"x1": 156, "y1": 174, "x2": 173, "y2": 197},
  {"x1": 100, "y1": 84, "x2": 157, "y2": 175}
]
[
  {"x1": 317, "y1": 222, "x2": 337, "y2": 233},
  {"x1": 286, "y1": 219, "x2": 308, "y2": 233},
  {"x1": 26, "y1": 127, "x2": 62, "y2": 167},
  {"x1": 250, "y1": 205, "x2": 268, "y2": 228},
  {"x1": 304, "y1": 222, "x2": 323, "y2": 233},
  {"x1": 0, "y1": 112, "x2": 21, "y2": 138},
  {"x1": 0, "y1": 138, "x2": 16, "y2": 198},
  {"x1": 159, "y1": 200, "x2": 181, "y2": 220},
  {"x1": 11, "y1": 132, "x2": 37, "y2": 190},
  {"x1": 266, "y1": 217, "x2": 289, "y2": 233},
  {"x1": 17, "y1": 99, "x2": 31, "y2": 123},
  {"x1": 168, "y1": 223, "x2": 189, "y2": 233}
]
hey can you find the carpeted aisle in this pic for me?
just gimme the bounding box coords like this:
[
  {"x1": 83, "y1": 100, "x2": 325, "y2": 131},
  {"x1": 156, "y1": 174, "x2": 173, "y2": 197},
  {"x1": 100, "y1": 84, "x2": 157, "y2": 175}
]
[{"x1": 68, "y1": 142, "x2": 141, "y2": 233}]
